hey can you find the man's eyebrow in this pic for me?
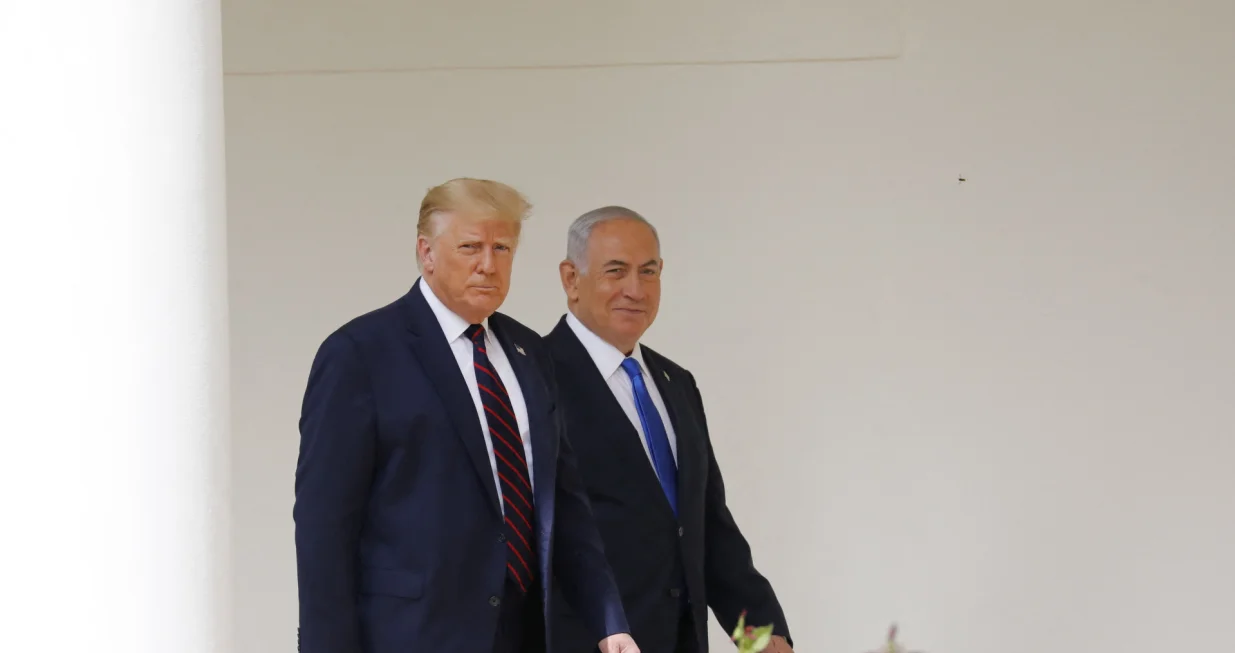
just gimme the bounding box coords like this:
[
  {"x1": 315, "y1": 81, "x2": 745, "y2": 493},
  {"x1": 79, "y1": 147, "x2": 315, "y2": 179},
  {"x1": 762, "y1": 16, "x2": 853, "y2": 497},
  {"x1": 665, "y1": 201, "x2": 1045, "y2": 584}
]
[
  {"x1": 602, "y1": 259, "x2": 628, "y2": 267},
  {"x1": 638, "y1": 259, "x2": 659, "y2": 267}
]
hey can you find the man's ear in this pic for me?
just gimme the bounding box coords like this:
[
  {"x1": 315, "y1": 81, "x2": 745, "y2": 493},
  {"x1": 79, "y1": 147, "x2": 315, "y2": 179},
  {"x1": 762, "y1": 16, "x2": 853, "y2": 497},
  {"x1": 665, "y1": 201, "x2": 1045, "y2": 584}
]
[
  {"x1": 417, "y1": 234, "x2": 434, "y2": 273},
  {"x1": 559, "y1": 260, "x2": 579, "y2": 301}
]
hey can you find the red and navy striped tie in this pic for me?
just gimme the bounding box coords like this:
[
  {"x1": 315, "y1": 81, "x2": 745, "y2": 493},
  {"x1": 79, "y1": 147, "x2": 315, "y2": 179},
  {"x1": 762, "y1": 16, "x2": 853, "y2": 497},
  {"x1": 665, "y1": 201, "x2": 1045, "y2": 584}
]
[{"x1": 466, "y1": 324, "x2": 536, "y2": 594}]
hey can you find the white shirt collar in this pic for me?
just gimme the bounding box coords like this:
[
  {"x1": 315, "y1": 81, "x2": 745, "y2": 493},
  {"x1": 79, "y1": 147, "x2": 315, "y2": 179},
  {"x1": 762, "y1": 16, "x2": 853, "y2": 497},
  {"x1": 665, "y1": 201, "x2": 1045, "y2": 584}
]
[
  {"x1": 565, "y1": 311, "x2": 650, "y2": 380},
  {"x1": 418, "y1": 277, "x2": 488, "y2": 342}
]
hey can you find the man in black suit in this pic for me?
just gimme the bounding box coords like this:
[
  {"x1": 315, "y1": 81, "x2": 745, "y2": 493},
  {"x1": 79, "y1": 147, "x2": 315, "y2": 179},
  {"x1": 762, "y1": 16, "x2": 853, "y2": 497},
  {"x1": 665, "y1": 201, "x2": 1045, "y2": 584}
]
[
  {"x1": 294, "y1": 180, "x2": 640, "y2": 653},
  {"x1": 545, "y1": 206, "x2": 793, "y2": 653}
]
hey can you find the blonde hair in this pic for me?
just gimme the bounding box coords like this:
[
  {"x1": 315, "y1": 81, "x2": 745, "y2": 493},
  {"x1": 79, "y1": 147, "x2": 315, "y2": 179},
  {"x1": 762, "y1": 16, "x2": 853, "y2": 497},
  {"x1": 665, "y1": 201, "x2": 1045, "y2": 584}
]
[{"x1": 417, "y1": 178, "x2": 532, "y2": 239}]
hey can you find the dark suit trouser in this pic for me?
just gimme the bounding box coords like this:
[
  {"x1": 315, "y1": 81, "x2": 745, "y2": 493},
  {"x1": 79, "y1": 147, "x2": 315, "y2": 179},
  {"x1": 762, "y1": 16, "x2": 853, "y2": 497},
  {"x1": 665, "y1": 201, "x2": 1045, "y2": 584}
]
[
  {"x1": 674, "y1": 604, "x2": 700, "y2": 653},
  {"x1": 493, "y1": 577, "x2": 545, "y2": 653}
]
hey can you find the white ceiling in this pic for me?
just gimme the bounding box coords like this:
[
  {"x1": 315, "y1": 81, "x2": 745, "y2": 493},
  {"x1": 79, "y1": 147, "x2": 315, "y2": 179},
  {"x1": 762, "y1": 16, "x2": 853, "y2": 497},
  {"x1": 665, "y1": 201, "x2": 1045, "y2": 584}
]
[{"x1": 222, "y1": 0, "x2": 904, "y2": 73}]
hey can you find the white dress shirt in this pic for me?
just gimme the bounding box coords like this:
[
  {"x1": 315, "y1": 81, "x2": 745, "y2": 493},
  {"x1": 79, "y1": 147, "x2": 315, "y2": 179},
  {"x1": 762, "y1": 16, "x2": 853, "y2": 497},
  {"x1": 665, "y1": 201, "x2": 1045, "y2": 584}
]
[
  {"x1": 565, "y1": 311, "x2": 678, "y2": 465},
  {"x1": 420, "y1": 279, "x2": 534, "y2": 509}
]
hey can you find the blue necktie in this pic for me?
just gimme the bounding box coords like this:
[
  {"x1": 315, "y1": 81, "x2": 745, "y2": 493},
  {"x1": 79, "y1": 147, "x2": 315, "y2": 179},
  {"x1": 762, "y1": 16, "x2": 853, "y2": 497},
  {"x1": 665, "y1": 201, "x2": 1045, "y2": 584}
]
[{"x1": 621, "y1": 357, "x2": 678, "y2": 515}]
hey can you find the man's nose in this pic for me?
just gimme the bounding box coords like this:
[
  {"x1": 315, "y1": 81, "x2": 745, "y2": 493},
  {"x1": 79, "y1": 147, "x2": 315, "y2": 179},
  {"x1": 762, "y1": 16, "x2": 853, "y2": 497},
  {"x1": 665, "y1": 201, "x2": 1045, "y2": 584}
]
[
  {"x1": 478, "y1": 247, "x2": 497, "y2": 273},
  {"x1": 622, "y1": 273, "x2": 645, "y2": 299}
]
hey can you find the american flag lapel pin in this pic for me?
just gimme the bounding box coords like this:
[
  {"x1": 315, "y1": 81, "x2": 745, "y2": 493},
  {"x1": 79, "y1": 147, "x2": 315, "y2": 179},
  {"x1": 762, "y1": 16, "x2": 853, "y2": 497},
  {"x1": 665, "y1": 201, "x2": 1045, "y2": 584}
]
[{"x1": 515, "y1": 344, "x2": 526, "y2": 356}]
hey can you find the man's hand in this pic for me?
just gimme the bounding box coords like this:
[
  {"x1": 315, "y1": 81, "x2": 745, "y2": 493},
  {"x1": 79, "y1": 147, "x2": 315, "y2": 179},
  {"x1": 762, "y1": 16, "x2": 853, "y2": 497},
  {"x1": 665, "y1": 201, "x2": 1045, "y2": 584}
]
[
  {"x1": 597, "y1": 633, "x2": 640, "y2": 653},
  {"x1": 763, "y1": 635, "x2": 793, "y2": 652}
]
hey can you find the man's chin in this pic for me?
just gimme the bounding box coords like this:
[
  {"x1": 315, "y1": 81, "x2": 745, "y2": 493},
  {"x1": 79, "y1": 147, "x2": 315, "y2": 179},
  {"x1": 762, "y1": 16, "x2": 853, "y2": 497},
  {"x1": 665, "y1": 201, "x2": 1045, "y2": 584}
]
[
  {"x1": 613, "y1": 312, "x2": 649, "y2": 327},
  {"x1": 463, "y1": 298, "x2": 504, "y2": 320},
  {"x1": 613, "y1": 321, "x2": 649, "y2": 343}
]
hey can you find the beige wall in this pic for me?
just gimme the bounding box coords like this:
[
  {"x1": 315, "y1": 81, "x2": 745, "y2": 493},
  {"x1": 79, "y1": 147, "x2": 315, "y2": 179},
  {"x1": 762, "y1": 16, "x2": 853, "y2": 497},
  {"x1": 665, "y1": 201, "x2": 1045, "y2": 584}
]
[{"x1": 223, "y1": 1, "x2": 1235, "y2": 651}]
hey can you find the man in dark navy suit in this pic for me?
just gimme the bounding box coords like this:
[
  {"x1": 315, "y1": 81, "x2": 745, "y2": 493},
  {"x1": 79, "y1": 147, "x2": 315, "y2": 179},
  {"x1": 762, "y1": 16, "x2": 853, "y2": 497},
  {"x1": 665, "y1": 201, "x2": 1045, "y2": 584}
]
[
  {"x1": 293, "y1": 180, "x2": 641, "y2": 653},
  {"x1": 546, "y1": 207, "x2": 793, "y2": 653}
]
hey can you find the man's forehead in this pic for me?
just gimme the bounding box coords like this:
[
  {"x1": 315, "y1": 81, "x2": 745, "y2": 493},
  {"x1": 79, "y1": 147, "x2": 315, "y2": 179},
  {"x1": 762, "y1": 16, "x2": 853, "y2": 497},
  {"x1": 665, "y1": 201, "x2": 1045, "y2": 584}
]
[
  {"x1": 595, "y1": 256, "x2": 661, "y2": 268},
  {"x1": 447, "y1": 213, "x2": 520, "y2": 236},
  {"x1": 590, "y1": 238, "x2": 660, "y2": 259},
  {"x1": 590, "y1": 228, "x2": 657, "y2": 250}
]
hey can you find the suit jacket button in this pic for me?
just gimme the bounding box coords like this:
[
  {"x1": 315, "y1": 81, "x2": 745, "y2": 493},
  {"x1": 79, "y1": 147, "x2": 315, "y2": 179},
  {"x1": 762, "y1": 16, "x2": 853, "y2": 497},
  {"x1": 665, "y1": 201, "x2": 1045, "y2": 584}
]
[
  {"x1": 678, "y1": 526, "x2": 684, "y2": 537},
  {"x1": 669, "y1": 588, "x2": 682, "y2": 598},
  {"x1": 489, "y1": 595, "x2": 501, "y2": 607},
  {"x1": 498, "y1": 533, "x2": 506, "y2": 543}
]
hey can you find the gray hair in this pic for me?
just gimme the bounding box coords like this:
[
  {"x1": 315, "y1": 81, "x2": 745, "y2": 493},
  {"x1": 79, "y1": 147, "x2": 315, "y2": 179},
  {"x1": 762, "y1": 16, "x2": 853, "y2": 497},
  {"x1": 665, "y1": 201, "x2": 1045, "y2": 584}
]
[{"x1": 566, "y1": 205, "x2": 659, "y2": 271}]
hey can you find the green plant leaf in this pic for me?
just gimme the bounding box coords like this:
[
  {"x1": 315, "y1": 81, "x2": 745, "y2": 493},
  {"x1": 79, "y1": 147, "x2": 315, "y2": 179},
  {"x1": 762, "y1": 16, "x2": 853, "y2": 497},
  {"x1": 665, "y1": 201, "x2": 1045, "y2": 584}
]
[
  {"x1": 750, "y1": 624, "x2": 775, "y2": 651},
  {"x1": 731, "y1": 612, "x2": 748, "y2": 641}
]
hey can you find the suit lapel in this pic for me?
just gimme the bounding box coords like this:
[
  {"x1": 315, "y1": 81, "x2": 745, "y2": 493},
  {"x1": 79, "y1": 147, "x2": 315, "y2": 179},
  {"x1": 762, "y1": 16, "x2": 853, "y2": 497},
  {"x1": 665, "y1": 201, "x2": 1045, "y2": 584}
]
[
  {"x1": 401, "y1": 281, "x2": 501, "y2": 517},
  {"x1": 489, "y1": 317, "x2": 557, "y2": 593},
  {"x1": 641, "y1": 350, "x2": 699, "y2": 520},
  {"x1": 549, "y1": 318, "x2": 677, "y2": 521},
  {"x1": 489, "y1": 318, "x2": 556, "y2": 514}
]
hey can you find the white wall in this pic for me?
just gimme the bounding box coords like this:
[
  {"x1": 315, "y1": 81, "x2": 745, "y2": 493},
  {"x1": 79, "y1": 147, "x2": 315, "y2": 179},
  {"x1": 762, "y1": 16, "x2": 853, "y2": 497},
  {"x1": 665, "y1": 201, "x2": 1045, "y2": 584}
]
[{"x1": 222, "y1": 1, "x2": 1235, "y2": 651}]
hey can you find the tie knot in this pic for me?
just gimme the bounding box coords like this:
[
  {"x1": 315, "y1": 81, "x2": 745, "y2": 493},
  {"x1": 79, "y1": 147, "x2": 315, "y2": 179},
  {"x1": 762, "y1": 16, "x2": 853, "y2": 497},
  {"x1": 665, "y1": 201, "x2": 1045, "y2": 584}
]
[
  {"x1": 620, "y1": 357, "x2": 643, "y2": 379},
  {"x1": 465, "y1": 324, "x2": 485, "y2": 342}
]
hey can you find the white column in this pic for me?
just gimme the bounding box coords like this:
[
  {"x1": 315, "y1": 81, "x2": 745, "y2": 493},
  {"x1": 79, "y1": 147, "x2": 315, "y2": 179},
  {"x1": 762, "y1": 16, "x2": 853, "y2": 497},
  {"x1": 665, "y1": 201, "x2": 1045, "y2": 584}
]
[{"x1": 0, "y1": 2, "x2": 230, "y2": 651}]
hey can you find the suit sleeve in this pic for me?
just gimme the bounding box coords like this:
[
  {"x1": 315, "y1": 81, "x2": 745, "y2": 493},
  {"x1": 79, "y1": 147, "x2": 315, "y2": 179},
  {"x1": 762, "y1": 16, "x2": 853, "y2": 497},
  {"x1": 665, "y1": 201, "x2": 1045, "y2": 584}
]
[
  {"x1": 293, "y1": 330, "x2": 376, "y2": 653},
  {"x1": 544, "y1": 351, "x2": 632, "y2": 643},
  {"x1": 692, "y1": 375, "x2": 792, "y2": 645}
]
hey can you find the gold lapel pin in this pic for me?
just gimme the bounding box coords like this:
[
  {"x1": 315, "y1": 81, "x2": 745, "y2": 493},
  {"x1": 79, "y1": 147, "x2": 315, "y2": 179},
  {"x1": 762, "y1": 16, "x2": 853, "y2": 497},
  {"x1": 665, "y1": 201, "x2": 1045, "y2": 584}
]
[{"x1": 514, "y1": 344, "x2": 526, "y2": 356}]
